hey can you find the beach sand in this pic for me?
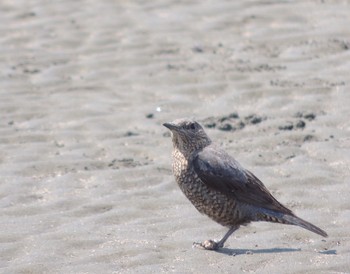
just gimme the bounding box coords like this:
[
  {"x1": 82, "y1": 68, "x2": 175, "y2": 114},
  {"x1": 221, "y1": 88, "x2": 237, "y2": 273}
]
[{"x1": 0, "y1": 0, "x2": 349, "y2": 273}]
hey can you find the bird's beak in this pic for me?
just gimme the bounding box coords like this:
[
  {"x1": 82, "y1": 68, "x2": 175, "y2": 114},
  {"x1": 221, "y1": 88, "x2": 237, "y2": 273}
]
[{"x1": 163, "y1": 122, "x2": 179, "y2": 131}]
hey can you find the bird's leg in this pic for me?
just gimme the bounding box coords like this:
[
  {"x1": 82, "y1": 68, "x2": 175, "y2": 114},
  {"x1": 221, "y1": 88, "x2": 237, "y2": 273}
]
[
  {"x1": 193, "y1": 226, "x2": 239, "y2": 250},
  {"x1": 216, "y1": 226, "x2": 239, "y2": 248}
]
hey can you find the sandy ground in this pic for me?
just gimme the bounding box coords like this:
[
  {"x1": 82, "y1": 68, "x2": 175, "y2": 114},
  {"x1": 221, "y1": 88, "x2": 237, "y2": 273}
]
[{"x1": 0, "y1": 0, "x2": 350, "y2": 273}]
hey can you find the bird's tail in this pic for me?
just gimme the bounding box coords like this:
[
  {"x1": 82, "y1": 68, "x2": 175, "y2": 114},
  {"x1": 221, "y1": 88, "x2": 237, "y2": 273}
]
[
  {"x1": 258, "y1": 211, "x2": 328, "y2": 237},
  {"x1": 281, "y1": 214, "x2": 328, "y2": 237}
]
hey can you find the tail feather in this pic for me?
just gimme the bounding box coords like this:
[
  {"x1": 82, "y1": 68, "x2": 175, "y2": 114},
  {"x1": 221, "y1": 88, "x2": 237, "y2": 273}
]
[
  {"x1": 282, "y1": 214, "x2": 328, "y2": 237},
  {"x1": 258, "y1": 211, "x2": 328, "y2": 237}
]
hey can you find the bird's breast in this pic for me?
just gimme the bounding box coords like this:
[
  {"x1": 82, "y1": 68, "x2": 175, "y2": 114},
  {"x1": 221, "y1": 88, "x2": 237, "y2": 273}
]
[{"x1": 171, "y1": 149, "x2": 240, "y2": 227}]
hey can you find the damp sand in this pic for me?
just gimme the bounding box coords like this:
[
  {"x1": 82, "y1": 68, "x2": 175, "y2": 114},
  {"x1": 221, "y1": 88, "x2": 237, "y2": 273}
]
[{"x1": 0, "y1": 1, "x2": 349, "y2": 273}]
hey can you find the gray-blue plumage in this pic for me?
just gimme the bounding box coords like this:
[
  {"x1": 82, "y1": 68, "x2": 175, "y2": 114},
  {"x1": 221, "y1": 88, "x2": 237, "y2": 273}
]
[{"x1": 193, "y1": 145, "x2": 293, "y2": 215}]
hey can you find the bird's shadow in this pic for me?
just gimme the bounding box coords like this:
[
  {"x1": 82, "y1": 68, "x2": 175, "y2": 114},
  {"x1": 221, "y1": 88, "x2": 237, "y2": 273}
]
[
  {"x1": 215, "y1": 247, "x2": 301, "y2": 256},
  {"x1": 215, "y1": 247, "x2": 337, "y2": 256}
]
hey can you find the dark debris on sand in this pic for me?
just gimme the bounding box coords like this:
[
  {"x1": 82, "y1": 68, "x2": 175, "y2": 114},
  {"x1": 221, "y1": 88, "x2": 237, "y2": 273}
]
[
  {"x1": 197, "y1": 111, "x2": 321, "y2": 146},
  {"x1": 279, "y1": 112, "x2": 317, "y2": 131},
  {"x1": 201, "y1": 113, "x2": 266, "y2": 132}
]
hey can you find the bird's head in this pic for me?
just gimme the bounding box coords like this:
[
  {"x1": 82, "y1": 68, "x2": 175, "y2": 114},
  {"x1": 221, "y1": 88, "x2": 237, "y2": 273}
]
[{"x1": 163, "y1": 119, "x2": 211, "y2": 156}]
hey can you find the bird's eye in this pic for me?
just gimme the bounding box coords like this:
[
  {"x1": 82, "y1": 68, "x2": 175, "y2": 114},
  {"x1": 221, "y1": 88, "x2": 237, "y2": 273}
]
[{"x1": 189, "y1": 123, "x2": 196, "y2": 130}]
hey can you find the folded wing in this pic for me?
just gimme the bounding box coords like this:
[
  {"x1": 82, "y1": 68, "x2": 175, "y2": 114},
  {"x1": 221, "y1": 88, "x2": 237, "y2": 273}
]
[{"x1": 193, "y1": 146, "x2": 293, "y2": 215}]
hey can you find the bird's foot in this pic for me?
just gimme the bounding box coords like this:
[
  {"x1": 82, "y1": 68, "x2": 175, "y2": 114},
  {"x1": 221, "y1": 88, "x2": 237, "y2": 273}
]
[{"x1": 192, "y1": 239, "x2": 222, "y2": 250}]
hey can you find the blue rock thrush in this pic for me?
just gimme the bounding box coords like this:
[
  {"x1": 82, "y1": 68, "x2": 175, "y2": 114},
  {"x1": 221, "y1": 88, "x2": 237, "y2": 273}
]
[{"x1": 163, "y1": 119, "x2": 327, "y2": 250}]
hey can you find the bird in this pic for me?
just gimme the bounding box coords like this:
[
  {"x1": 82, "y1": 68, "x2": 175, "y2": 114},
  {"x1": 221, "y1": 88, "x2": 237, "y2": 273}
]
[{"x1": 163, "y1": 118, "x2": 327, "y2": 250}]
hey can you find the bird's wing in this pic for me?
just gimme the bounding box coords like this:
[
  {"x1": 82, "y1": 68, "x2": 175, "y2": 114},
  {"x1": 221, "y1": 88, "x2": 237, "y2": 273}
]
[{"x1": 193, "y1": 146, "x2": 292, "y2": 214}]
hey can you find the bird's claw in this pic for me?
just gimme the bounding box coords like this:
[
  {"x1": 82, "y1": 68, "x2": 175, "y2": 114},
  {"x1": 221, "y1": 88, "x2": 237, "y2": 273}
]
[{"x1": 192, "y1": 239, "x2": 221, "y2": 250}]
